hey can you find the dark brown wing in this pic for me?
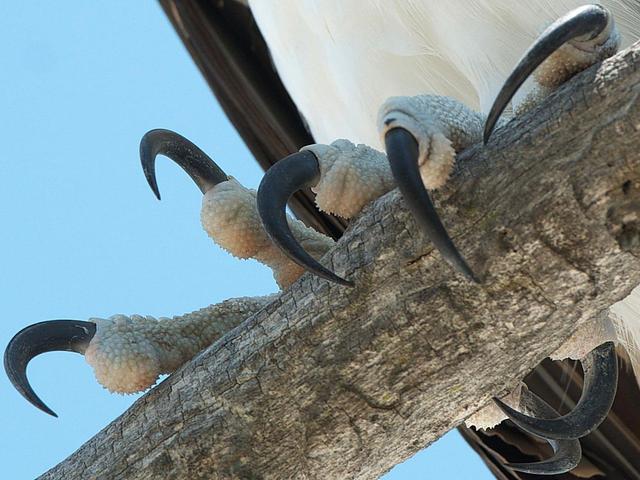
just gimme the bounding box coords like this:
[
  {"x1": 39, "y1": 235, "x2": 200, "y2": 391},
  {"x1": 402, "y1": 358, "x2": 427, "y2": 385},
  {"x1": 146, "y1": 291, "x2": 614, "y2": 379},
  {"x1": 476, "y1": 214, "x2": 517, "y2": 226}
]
[
  {"x1": 159, "y1": 1, "x2": 640, "y2": 478},
  {"x1": 158, "y1": 0, "x2": 346, "y2": 239}
]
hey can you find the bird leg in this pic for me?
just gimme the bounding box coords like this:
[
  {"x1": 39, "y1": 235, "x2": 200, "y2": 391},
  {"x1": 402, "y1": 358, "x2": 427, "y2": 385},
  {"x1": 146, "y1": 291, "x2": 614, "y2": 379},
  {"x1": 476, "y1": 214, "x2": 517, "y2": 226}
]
[
  {"x1": 5, "y1": 129, "x2": 335, "y2": 415},
  {"x1": 485, "y1": 4, "x2": 620, "y2": 142},
  {"x1": 4, "y1": 295, "x2": 274, "y2": 416}
]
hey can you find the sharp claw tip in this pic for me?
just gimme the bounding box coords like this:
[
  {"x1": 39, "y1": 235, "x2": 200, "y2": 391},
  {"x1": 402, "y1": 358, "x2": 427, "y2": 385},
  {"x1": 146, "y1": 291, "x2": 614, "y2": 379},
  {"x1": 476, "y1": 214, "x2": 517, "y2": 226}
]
[
  {"x1": 483, "y1": 125, "x2": 495, "y2": 145},
  {"x1": 27, "y1": 395, "x2": 58, "y2": 417},
  {"x1": 45, "y1": 408, "x2": 58, "y2": 418},
  {"x1": 143, "y1": 173, "x2": 162, "y2": 201},
  {"x1": 321, "y1": 272, "x2": 354, "y2": 287},
  {"x1": 453, "y1": 260, "x2": 480, "y2": 284}
]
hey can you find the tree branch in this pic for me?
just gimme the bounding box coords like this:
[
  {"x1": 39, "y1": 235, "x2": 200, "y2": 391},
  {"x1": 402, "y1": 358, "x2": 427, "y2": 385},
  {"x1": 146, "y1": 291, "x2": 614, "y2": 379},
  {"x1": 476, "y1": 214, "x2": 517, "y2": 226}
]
[{"x1": 40, "y1": 43, "x2": 640, "y2": 479}]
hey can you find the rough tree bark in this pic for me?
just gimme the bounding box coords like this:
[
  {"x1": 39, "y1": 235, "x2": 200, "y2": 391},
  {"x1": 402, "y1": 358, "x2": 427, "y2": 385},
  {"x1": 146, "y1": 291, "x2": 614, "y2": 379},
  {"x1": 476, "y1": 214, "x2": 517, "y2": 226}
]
[{"x1": 40, "y1": 43, "x2": 640, "y2": 479}]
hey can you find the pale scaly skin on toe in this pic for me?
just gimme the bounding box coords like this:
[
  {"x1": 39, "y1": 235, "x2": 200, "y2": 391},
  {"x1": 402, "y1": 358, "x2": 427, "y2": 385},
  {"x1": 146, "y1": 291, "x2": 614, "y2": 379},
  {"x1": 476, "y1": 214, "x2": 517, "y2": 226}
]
[
  {"x1": 537, "y1": 17, "x2": 619, "y2": 90},
  {"x1": 378, "y1": 95, "x2": 485, "y2": 189},
  {"x1": 84, "y1": 295, "x2": 276, "y2": 393},
  {"x1": 517, "y1": 15, "x2": 620, "y2": 114},
  {"x1": 201, "y1": 178, "x2": 335, "y2": 288},
  {"x1": 303, "y1": 140, "x2": 395, "y2": 219}
]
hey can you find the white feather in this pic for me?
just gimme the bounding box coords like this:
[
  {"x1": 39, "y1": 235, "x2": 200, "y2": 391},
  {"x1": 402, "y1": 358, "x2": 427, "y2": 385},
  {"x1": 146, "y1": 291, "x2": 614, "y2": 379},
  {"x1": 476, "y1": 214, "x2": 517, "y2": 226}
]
[{"x1": 611, "y1": 287, "x2": 640, "y2": 376}]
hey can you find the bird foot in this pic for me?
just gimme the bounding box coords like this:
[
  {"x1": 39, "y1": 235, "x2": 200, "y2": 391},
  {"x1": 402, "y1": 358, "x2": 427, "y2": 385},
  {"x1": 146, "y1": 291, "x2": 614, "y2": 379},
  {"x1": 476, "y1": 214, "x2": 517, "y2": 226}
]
[
  {"x1": 258, "y1": 139, "x2": 396, "y2": 286},
  {"x1": 202, "y1": 178, "x2": 333, "y2": 288},
  {"x1": 377, "y1": 95, "x2": 483, "y2": 282},
  {"x1": 4, "y1": 296, "x2": 273, "y2": 416},
  {"x1": 259, "y1": 4, "x2": 622, "y2": 289},
  {"x1": 534, "y1": 6, "x2": 619, "y2": 91},
  {"x1": 258, "y1": 95, "x2": 485, "y2": 285},
  {"x1": 485, "y1": 4, "x2": 620, "y2": 142},
  {"x1": 4, "y1": 129, "x2": 339, "y2": 416},
  {"x1": 378, "y1": 95, "x2": 482, "y2": 190},
  {"x1": 466, "y1": 385, "x2": 522, "y2": 431},
  {"x1": 142, "y1": 129, "x2": 334, "y2": 289}
]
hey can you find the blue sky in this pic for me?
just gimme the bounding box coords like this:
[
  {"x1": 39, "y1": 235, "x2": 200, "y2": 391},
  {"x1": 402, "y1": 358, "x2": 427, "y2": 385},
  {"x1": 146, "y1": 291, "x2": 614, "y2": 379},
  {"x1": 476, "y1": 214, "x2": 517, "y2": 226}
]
[{"x1": 0, "y1": 3, "x2": 493, "y2": 478}]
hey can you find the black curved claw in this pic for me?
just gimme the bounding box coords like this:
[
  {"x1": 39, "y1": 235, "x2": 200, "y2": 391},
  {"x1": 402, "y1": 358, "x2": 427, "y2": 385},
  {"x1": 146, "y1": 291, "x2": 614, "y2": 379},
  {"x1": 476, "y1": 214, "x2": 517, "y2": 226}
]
[
  {"x1": 505, "y1": 388, "x2": 582, "y2": 475},
  {"x1": 385, "y1": 128, "x2": 479, "y2": 283},
  {"x1": 4, "y1": 320, "x2": 96, "y2": 417},
  {"x1": 484, "y1": 4, "x2": 609, "y2": 143},
  {"x1": 494, "y1": 341, "x2": 618, "y2": 440},
  {"x1": 257, "y1": 150, "x2": 353, "y2": 287},
  {"x1": 140, "y1": 129, "x2": 228, "y2": 199}
]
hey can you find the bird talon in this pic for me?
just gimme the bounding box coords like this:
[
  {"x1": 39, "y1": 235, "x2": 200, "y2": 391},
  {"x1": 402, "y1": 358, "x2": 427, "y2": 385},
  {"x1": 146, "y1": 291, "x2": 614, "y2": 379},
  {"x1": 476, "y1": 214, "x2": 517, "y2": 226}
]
[
  {"x1": 384, "y1": 127, "x2": 479, "y2": 283},
  {"x1": 494, "y1": 341, "x2": 618, "y2": 440},
  {"x1": 484, "y1": 4, "x2": 614, "y2": 143},
  {"x1": 257, "y1": 150, "x2": 353, "y2": 286},
  {"x1": 140, "y1": 128, "x2": 228, "y2": 198},
  {"x1": 4, "y1": 320, "x2": 97, "y2": 417},
  {"x1": 504, "y1": 387, "x2": 582, "y2": 475}
]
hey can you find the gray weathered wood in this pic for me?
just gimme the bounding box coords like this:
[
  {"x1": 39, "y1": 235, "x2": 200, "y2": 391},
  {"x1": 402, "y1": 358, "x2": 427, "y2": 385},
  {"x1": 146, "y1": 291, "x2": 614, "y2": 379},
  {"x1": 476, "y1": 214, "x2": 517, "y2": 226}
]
[{"x1": 40, "y1": 43, "x2": 640, "y2": 479}]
